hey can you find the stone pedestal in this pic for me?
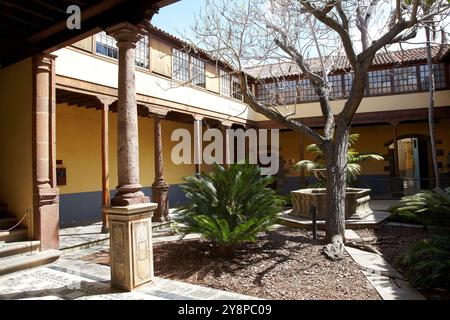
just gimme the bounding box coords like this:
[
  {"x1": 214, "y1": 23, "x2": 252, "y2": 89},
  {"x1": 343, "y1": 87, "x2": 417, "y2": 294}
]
[
  {"x1": 106, "y1": 203, "x2": 157, "y2": 291},
  {"x1": 291, "y1": 188, "x2": 373, "y2": 220}
]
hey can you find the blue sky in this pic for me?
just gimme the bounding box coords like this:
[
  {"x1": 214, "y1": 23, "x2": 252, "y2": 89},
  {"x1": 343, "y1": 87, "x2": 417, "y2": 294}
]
[{"x1": 152, "y1": 0, "x2": 205, "y2": 38}]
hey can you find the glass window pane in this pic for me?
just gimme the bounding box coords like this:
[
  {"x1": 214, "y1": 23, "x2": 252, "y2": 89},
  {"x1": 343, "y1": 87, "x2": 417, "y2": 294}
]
[
  {"x1": 191, "y1": 56, "x2": 205, "y2": 88},
  {"x1": 220, "y1": 70, "x2": 231, "y2": 97},
  {"x1": 172, "y1": 49, "x2": 190, "y2": 82},
  {"x1": 96, "y1": 32, "x2": 118, "y2": 59},
  {"x1": 368, "y1": 69, "x2": 392, "y2": 95},
  {"x1": 135, "y1": 35, "x2": 149, "y2": 68},
  {"x1": 394, "y1": 66, "x2": 417, "y2": 92}
]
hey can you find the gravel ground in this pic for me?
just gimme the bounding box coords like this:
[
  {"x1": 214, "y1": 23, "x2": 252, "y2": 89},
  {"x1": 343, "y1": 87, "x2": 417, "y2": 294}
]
[
  {"x1": 355, "y1": 226, "x2": 450, "y2": 300},
  {"x1": 152, "y1": 229, "x2": 380, "y2": 300},
  {"x1": 82, "y1": 228, "x2": 380, "y2": 300}
]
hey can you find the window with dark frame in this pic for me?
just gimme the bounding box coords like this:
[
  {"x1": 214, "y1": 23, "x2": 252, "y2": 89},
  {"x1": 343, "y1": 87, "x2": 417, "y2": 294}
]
[
  {"x1": 368, "y1": 69, "x2": 392, "y2": 95},
  {"x1": 328, "y1": 75, "x2": 343, "y2": 99},
  {"x1": 256, "y1": 82, "x2": 277, "y2": 104},
  {"x1": 420, "y1": 63, "x2": 446, "y2": 90},
  {"x1": 277, "y1": 79, "x2": 298, "y2": 104},
  {"x1": 299, "y1": 79, "x2": 317, "y2": 102},
  {"x1": 220, "y1": 70, "x2": 232, "y2": 97},
  {"x1": 172, "y1": 48, "x2": 190, "y2": 82},
  {"x1": 232, "y1": 75, "x2": 242, "y2": 100},
  {"x1": 343, "y1": 73, "x2": 353, "y2": 97},
  {"x1": 191, "y1": 56, "x2": 206, "y2": 88},
  {"x1": 394, "y1": 66, "x2": 417, "y2": 93},
  {"x1": 135, "y1": 35, "x2": 149, "y2": 69},
  {"x1": 95, "y1": 32, "x2": 118, "y2": 59}
]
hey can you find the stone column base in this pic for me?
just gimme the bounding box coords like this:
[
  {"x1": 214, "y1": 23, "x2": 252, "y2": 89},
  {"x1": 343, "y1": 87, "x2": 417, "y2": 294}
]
[
  {"x1": 33, "y1": 188, "x2": 59, "y2": 250},
  {"x1": 105, "y1": 203, "x2": 157, "y2": 292},
  {"x1": 152, "y1": 183, "x2": 169, "y2": 222}
]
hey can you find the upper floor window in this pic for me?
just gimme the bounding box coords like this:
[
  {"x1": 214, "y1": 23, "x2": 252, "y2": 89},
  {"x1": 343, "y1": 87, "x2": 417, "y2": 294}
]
[
  {"x1": 191, "y1": 56, "x2": 206, "y2": 88},
  {"x1": 343, "y1": 73, "x2": 353, "y2": 97},
  {"x1": 96, "y1": 32, "x2": 118, "y2": 59},
  {"x1": 420, "y1": 63, "x2": 446, "y2": 90},
  {"x1": 394, "y1": 66, "x2": 417, "y2": 92},
  {"x1": 135, "y1": 35, "x2": 149, "y2": 69},
  {"x1": 232, "y1": 76, "x2": 242, "y2": 100},
  {"x1": 220, "y1": 70, "x2": 232, "y2": 97},
  {"x1": 299, "y1": 79, "x2": 317, "y2": 102},
  {"x1": 328, "y1": 75, "x2": 343, "y2": 99},
  {"x1": 173, "y1": 49, "x2": 190, "y2": 82},
  {"x1": 277, "y1": 80, "x2": 298, "y2": 105},
  {"x1": 368, "y1": 69, "x2": 392, "y2": 95},
  {"x1": 257, "y1": 82, "x2": 277, "y2": 104},
  {"x1": 96, "y1": 32, "x2": 149, "y2": 68}
]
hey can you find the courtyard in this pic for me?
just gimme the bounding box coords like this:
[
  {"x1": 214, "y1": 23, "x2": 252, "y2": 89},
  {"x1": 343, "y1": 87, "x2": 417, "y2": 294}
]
[{"x1": 1, "y1": 0, "x2": 450, "y2": 305}]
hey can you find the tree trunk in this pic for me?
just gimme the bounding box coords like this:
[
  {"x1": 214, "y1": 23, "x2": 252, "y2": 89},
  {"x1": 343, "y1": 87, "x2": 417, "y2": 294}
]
[
  {"x1": 323, "y1": 128, "x2": 349, "y2": 260},
  {"x1": 426, "y1": 26, "x2": 440, "y2": 189}
]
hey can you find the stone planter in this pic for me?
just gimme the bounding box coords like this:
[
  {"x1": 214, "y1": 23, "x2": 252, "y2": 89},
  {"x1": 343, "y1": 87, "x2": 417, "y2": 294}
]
[{"x1": 290, "y1": 188, "x2": 373, "y2": 220}]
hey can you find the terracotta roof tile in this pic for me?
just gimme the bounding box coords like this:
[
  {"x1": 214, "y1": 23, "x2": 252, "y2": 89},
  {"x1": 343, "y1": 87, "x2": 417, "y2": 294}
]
[{"x1": 246, "y1": 45, "x2": 450, "y2": 80}]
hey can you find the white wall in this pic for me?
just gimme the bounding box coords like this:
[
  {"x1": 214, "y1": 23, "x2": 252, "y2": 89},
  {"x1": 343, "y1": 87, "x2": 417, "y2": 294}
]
[{"x1": 54, "y1": 48, "x2": 253, "y2": 120}]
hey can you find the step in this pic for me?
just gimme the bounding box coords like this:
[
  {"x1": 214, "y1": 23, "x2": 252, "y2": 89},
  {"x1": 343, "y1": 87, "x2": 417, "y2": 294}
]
[
  {"x1": 0, "y1": 216, "x2": 18, "y2": 230},
  {"x1": 0, "y1": 241, "x2": 40, "y2": 258},
  {"x1": 0, "y1": 249, "x2": 60, "y2": 276},
  {"x1": 0, "y1": 228, "x2": 28, "y2": 243}
]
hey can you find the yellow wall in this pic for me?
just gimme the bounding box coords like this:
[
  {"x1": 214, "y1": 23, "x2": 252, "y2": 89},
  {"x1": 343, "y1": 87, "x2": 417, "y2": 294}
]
[
  {"x1": 56, "y1": 104, "x2": 197, "y2": 195},
  {"x1": 0, "y1": 58, "x2": 33, "y2": 227},
  {"x1": 254, "y1": 90, "x2": 450, "y2": 121},
  {"x1": 278, "y1": 120, "x2": 450, "y2": 177}
]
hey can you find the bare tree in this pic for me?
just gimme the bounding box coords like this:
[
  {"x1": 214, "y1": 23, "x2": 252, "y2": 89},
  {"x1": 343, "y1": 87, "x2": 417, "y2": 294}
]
[{"x1": 189, "y1": 0, "x2": 450, "y2": 259}]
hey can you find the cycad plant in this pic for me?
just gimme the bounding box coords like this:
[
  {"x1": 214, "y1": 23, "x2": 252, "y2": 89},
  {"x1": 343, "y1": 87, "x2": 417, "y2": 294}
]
[
  {"x1": 398, "y1": 188, "x2": 450, "y2": 290},
  {"x1": 295, "y1": 134, "x2": 383, "y2": 186},
  {"x1": 174, "y1": 164, "x2": 285, "y2": 256}
]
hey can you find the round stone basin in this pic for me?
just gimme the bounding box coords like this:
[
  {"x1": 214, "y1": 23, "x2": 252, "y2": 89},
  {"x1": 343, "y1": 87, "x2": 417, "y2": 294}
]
[{"x1": 290, "y1": 188, "x2": 373, "y2": 220}]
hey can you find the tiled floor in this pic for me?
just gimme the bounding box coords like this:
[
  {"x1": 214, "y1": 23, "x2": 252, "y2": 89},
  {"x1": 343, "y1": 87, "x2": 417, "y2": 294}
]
[{"x1": 0, "y1": 244, "x2": 258, "y2": 300}]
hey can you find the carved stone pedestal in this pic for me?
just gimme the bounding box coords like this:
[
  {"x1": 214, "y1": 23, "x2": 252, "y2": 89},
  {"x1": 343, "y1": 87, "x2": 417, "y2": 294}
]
[{"x1": 105, "y1": 203, "x2": 157, "y2": 291}]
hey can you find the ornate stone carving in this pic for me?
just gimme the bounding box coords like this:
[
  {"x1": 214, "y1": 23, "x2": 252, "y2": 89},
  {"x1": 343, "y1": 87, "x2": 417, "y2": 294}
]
[{"x1": 106, "y1": 203, "x2": 157, "y2": 291}]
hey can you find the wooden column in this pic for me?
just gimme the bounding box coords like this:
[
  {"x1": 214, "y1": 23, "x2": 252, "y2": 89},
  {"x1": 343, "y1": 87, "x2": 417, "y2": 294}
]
[
  {"x1": 32, "y1": 53, "x2": 59, "y2": 250},
  {"x1": 221, "y1": 121, "x2": 232, "y2": 168},
  {"x1": 194, "y1": 115, "x2": 203, "y2": 174},
  {"x1": 392, "y1": 122, "x2": 400, "y2": 177},
  {"x1": 298, "y1": 132, "x2": 306, "y2": 188},
  {"x1": 391, "y1": 121, "x2": 403, "y2": 197},
  {"x1": 107, "y1": 23, "x2": 149, "y2": 206},
  {"x1": 148, "y1": 106, "x2": 169, "y2": 222},
  {"x1": 98, "y1": 96, "x2": 116, "y2": 233}
]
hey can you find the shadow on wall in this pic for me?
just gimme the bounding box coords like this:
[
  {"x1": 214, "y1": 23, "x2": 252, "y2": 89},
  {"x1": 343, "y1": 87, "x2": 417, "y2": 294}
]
[{"x1": 59, "y1": 184, "x2": 188, "y2": 228}]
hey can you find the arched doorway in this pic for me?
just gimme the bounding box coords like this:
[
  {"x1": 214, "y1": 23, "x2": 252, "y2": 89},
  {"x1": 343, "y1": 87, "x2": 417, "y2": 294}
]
[{"x1": 388, "y1": 135, "x2": 432, "y2": 195}]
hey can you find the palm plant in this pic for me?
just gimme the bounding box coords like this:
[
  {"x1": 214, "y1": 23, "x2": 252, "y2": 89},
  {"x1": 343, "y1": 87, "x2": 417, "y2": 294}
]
[
  {"x1": 174, "y1": 164, "x2": 285, "y2": 256},
  {"x1": 395, "y1": 188, "x2": 450, "y2": 228},
  {"x1": 294, "y1": 134, "x2": 383, "y2": 186}
]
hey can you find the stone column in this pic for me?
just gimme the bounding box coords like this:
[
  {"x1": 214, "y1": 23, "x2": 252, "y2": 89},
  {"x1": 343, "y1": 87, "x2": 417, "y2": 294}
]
[
  {"x1": 391, "y1": 121, "x2": 403, "y2": 197},
  {"x1": 149, "y1": 106, "x2": 169, "y2": 222},
  {"x1": 32, "y1": 54, "x2": 59, "y2": 250},
  {"x1": 194, "y1": 115, "x2": 203, "y2": 174},
  {"x1": 107, "y1": 23, "x2": 149, "y2": 206},
  {"x1": 105, "y1": 22, "x2": 156, "y2": 292},
  {"x1": 98, "y1": 96, "x2": 116, "y2": 234},
  {"x1": 221, "y1": 121, "x2": 232, "y2": 167}
]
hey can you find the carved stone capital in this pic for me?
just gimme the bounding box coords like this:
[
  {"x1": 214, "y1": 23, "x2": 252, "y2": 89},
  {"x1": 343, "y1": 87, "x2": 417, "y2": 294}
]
[
  {"x1": 145, "y1": 104, "x2": 168, "y2": 118},
  {"x1": 193, "y1": 114, "x2": 204, "y2": 121},
  {"x1": 97, "y1": 95, "x2": 116, "y2": 106},
  {"x1": 221, "y1": 120, "x2": 233, "y2": 128},
  {"x1": 106, "y1": 22, "x2": 145, "y2": 45}
]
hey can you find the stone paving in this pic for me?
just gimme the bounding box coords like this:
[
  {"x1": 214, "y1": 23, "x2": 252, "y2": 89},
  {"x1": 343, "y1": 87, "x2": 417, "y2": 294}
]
[
  {"x1": 0, "y1": 244, "x2": 259, "y2": 300},
  {"x1": 344, "y1": 230, "x2": 424, "y2": 300}
]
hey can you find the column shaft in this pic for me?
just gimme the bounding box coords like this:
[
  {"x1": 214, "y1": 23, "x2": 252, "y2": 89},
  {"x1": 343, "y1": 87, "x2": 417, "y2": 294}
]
[{"x1": 152, "y1": 115, "x2": 169, "y2": 222}]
